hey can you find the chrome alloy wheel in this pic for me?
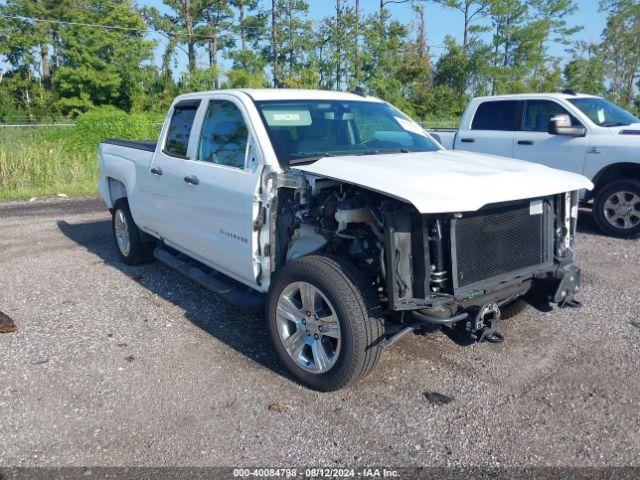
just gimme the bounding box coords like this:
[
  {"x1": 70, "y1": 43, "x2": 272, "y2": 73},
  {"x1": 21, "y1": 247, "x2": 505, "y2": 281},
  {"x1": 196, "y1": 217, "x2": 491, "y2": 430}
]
[
  {"x1": 114, "y1": 209, "x2": 131, "y2": 257},
  {"x1": 604, "y1": 191, "x2": 640, "y2": 230},
  {"x1": 275, "y1": 281, "x2": 342, "y2": 374}
]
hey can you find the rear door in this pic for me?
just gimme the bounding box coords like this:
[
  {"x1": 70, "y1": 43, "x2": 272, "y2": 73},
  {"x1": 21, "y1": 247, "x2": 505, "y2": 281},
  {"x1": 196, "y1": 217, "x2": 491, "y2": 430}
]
[
  {"x1": 171, "y1": 96, "x2": 263, "y2": 284},
  {"x1": 512, "y1": 99, "x2": 588, "y2": 174},
  {"x1": 145, "y1": 99, "x2": 202, "y2": 240},
  {"x1": 454, "y1": 100, "x2": 522, "y2": 158}
]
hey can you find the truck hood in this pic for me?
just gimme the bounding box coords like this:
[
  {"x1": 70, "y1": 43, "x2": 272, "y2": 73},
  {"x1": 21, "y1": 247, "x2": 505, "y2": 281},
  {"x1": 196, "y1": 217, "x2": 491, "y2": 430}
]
[
  {"x1": 610, "y1": 123, "x2": 640, "y2": 137},
  {"x1": 293, "y1": 150, "x2": 593, "y2": 214}
]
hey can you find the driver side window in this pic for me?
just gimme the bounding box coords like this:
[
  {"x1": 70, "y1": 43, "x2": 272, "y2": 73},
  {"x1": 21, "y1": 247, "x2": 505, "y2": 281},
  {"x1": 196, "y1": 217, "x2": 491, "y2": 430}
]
[
  {"x1": 522, "y1": 100, "x2": 581, "y2": 132},
  {"x1": 198, "y1": 100, "x2": 249, "y2": 169}
]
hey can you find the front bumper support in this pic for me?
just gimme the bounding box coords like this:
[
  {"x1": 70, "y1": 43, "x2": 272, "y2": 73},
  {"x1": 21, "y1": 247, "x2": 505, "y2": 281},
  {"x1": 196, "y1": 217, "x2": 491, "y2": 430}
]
[{"x1": 552, "y1": 264, "x2": 582, "y2": 307}]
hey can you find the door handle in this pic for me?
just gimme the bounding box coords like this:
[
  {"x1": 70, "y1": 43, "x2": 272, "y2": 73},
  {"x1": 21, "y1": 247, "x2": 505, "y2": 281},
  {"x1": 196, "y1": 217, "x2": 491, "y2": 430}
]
[
  {"x1": 184, "y1": 175, "x2": 200, "y2": 186},
  {"x1": 518, "y1": 140, "x2": 535, "y2": 145},
  {"x1": 460, "y1": 138, "x2": 475, "y2": 143},
  {"x1": 150, "y1": 167, "x2": 163, "y2": 176}
]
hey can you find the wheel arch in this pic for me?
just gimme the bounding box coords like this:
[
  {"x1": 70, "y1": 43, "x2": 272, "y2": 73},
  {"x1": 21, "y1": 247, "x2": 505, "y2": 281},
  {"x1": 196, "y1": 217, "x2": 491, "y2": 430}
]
[
  {"x1": 107, "y1": 177, "x2": 127, "y2": 208},
  {"x1": 589, "y1": 163, "x2": 640, "y2": 201}
]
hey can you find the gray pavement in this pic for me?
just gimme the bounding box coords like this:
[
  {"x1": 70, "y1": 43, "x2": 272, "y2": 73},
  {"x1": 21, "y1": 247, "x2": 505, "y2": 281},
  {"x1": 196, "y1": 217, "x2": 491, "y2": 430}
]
[{"x1": 0, "y1": 196, "x2": 639, "y2": 467}]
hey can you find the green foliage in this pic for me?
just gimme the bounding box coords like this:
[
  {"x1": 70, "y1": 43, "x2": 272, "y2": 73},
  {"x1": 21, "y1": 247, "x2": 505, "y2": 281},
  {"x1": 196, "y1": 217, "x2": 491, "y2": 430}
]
[
  {"x1": 0, "y1": 0, "x2": 156, "y2": 116},
  {"x1": 2, "y1": 0, "x2": 640, "y2": 199},
  {"x1": 598, "y1": 0, "x2": 640, "y2": 108},
  {"x1": 564, "y1": 43, "x2": 607, "y2": 97},
  {"x1": 69, "y1": 107, "x2": 163, "y2": 151},
  {"x1": 0, "y1": 135, "x2": 98, "y2": 200},
  {"x1": 224, "y1": 68, "x2": 270, "y2": 88},
  {"x1": 0, "y1": 109, "x2": 163, "y2": 200},
  {"x1": 2, "y1": 0, "x2": 638, "y2": 123}
]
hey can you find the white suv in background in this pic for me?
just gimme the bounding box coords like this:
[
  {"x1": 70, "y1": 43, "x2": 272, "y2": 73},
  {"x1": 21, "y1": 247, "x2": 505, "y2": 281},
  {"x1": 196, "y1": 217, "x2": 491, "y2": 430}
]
[{"x1": 429, "y1": 92, "x2": 640, "y2": 238}]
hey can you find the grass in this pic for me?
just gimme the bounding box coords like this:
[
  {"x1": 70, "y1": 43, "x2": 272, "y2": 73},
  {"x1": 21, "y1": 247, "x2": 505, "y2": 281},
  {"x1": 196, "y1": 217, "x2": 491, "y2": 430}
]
[
  {"x1": 0, "y1": 139, "x2": 98, "y2": 201},
  {"x1": 0, "y1": 110, "x2": 162, "y2": 201}
]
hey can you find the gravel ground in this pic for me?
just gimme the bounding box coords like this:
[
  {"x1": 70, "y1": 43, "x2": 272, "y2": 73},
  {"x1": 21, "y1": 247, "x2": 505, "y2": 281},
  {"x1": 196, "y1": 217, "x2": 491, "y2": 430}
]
[{"x1": 0, "y1": 196, "x2": 639, "y2": 468}]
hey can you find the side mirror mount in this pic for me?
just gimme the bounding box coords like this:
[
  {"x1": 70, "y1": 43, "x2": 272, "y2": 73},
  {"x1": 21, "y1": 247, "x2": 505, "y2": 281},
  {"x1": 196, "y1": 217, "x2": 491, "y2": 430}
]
[{"x1": 548, "y1": 114, "x2": 587, "y2": 137}]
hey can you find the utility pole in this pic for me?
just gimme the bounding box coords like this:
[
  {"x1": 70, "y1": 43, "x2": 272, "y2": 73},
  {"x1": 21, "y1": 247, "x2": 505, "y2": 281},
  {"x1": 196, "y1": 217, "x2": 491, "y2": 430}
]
[
  {"x1": 272, "y1": 0, "x2": 279, "y2": 87},
  {"x1": 184, "y1": 0, "x2": 196, "y2": 74},
  {"x1": 336, "y1": 0, "x2": 341, "y2": 89},
  {"x1": 354, "y1": 0, "x2": 360, "y2": 86},
  {"x1": 417, "y1": 4, "x2": 426, "y2": 59},
  {"x1": 239, "y1": 2, "x2": 247, "y2": 55}
]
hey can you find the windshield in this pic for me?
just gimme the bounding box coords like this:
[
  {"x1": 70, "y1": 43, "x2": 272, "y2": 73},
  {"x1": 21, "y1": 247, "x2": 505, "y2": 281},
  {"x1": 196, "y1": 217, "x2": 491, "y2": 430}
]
[
  {"x1": 254, "y1": 100, "x2": 440, "y2": 165},
  {"x1": 569, "y1": 97, "x2": 640, "y2": 127}
]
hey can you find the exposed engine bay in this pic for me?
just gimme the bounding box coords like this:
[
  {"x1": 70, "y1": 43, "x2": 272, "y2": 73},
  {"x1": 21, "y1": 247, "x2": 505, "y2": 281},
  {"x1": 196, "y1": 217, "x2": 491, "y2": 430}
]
[
  {"x1": 273, "y1": 179, "x2": 388, "y2": 285},
  {"x1": 270, "y1": 175, "x2": 582, "y2": 343}
]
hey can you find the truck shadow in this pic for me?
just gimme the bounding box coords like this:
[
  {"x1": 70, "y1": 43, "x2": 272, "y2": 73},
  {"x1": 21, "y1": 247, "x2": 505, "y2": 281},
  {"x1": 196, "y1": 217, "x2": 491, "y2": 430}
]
[
  {"x1": 577, "y1": 207, "x2": 605, "y2": 237},
  {"x1": 57, "y1": 219, "x2": 289, "y2": 381}
]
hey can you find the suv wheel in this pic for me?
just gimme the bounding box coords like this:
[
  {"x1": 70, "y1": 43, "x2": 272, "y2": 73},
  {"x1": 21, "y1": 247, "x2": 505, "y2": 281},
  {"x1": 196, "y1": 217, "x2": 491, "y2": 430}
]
[
  {"x1": 112, "y1": 199, "x2": 155, "y2": 265},
  {"x1": 593, "y1": 179, "x2": 640, "y2": 239},
  {"x1": 267, "y1": 255, "x2": 384, "y2": 391}
]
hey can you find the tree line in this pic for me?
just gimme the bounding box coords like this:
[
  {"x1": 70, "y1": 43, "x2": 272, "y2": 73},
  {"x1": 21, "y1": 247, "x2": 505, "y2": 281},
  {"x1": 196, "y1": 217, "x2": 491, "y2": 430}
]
[{"x1": 0, "y1": 0, "x2": 638, "y2": 122}]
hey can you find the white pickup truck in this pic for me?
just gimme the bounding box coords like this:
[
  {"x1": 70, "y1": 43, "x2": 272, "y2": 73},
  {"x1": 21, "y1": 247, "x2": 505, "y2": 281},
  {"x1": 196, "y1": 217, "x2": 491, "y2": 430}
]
[
  {"x1": 98, "y1": 89, "x2": 591, "y2": 391},
  {"x1": 428, "y1": 92, "x2": 640, "y2": 238}
]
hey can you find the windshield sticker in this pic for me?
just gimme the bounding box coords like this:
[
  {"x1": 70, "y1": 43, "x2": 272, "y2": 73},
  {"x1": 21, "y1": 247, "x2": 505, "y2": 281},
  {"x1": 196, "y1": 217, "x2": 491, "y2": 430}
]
[
  {"x1": 274, "y1": 113, "x2": 300, "y2": 121},
  {"x1": 263, "y1": 108, "x2": 312, "y2": 127},
  {"x1": 394, "y1": 116, "x2": 427, "y2": 136}
]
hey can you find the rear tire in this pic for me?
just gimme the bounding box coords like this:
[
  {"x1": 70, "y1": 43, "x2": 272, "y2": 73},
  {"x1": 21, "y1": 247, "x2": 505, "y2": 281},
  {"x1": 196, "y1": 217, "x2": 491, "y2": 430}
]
[
  {"x1": 593, "y1": 179, "x2": 640, "y2": 239},
  {"x1": 267, "y1": 255, "x2": 384, "y2": 391},
  {"x1": 112, "y1": 199, "x2": 155, "y2": 265}
]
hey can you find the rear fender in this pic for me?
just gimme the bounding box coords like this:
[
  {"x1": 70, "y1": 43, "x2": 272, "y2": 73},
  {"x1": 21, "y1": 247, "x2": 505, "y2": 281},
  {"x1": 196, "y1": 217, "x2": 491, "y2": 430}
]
[{"x1": 107, "y1": 178, "x2": 127, "y2": 207}]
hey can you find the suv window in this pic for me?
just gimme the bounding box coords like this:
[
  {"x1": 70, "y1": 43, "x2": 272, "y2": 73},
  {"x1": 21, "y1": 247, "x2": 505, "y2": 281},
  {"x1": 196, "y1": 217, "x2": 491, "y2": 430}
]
[
  {"x1": 165, "y1": 100, "x2": 200, "y2": 157},
  {"x1": 471, "y1": 101, "x2": 521, "y2": 131},
  {"x1": 522, "y1": 100, "x2": 580, "y2": 132},
  {"x1": 198, "y1": 100, "x2": 249, "y2": 168}
]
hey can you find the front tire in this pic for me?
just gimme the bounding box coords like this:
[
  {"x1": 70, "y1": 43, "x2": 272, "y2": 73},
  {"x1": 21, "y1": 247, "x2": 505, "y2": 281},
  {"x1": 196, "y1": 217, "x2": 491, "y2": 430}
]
[
  {"x1": 267, "y1": 255, "x2": 384, "y2": 391},
  {"x1": 500, "y1": 298, "x2": 529, "y2": 319},
  {"x1": 593, "y1": 179, "x2": 640, "y2": 238},
  {"x1": 112, "y1": 199, "x2": 155, "y2": 265}
]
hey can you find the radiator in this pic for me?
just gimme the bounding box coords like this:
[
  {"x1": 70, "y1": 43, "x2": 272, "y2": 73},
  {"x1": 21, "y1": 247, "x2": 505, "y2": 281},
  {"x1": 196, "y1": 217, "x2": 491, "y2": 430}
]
[{"x1": 451, "y1": 199, "x2": 552, "y2": 292}]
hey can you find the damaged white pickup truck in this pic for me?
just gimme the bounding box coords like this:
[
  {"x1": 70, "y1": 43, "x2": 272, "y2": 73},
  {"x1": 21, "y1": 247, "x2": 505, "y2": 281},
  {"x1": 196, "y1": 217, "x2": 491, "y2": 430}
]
[{"x1": 98, "y1": 89, "x2": 592, "y2": 391}]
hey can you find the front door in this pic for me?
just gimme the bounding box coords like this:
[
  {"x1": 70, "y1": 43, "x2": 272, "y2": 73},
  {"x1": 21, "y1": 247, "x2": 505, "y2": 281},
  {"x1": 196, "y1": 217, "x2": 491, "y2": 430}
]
[
  {"x1": 512, "y1": 100, "x2": 588, "y2": 174},
  {"x1": 173, "y1": 97, "x2": 263, "y2": 285}
]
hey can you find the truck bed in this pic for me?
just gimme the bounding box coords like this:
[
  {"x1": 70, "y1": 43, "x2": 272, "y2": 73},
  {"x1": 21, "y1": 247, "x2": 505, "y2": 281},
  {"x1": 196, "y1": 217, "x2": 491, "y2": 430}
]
[
  {"x1": 426, "y1": 129, "x2": 457, "y2": 149},
  {"x1": 101, "y1": 139, "x2": 157, "y2": 152}
]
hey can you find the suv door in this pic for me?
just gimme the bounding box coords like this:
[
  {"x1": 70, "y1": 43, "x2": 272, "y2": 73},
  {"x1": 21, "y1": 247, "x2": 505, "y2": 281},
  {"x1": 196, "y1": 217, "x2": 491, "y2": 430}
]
[
  {"x1": 171, "y1": 97, "x2": 263, "y2": 284},
  {"x1": 513, "y1": 99, "x2": 588, "y2": 174},
  {"x1": 455, "y1": 100, "x2": 521, "y2": 157}
]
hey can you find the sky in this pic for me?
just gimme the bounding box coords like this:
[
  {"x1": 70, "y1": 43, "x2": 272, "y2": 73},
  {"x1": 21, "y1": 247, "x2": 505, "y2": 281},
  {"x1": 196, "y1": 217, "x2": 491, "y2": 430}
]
[{"x1": 0, "y1": 0, "x2": 607, "y2": 76}]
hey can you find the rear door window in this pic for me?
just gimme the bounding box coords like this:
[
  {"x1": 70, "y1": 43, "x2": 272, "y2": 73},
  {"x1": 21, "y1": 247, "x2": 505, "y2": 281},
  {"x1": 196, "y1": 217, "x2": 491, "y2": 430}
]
[
  {"x1": 471, "y1": 101, "x2": 521, "y2": 131},
  {"x1": 164, "y1": 100, "x2": 200, "y2": 157}
]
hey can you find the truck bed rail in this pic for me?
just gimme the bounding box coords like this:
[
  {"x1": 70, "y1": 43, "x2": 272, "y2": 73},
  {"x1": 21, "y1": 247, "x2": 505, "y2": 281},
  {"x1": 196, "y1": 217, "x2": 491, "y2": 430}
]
[{"x1": 102, "y1": 138, "x2": 157, "y2": 152}]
